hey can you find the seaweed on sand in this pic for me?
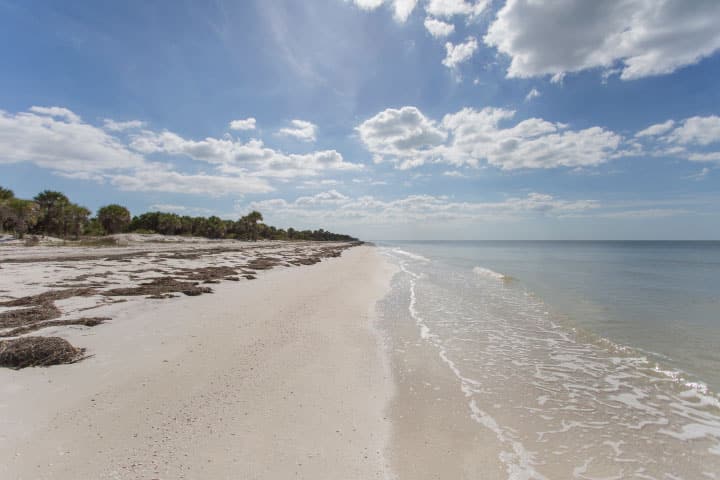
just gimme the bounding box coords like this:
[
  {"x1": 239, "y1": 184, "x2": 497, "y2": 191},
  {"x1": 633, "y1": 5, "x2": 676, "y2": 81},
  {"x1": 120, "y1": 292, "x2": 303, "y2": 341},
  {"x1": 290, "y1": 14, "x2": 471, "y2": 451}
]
[
  {"x1": 0, "y1": 336, "x2": 86, "y2": 369},
  {"x1": 245, "y1": 257, "x2": 280, "y2": 270},
  {"x1": 290, "y1": 257, "x2": 322, "y2": 266},
  {"x1": 0, "y1": 288, "x2": 97, "y2": 307},
  {"x1": 0, "y1": 303, "x2": 62, "y2": 328},
  {"x1": 103, "y1": 276, "x2": 213, "y2": 297},
  {"x1": 0, "y1": 317, "x2": 108, "y2": 337},
  {"x1": 178, "y1": 266, "x2": 237, "y2": 282}
]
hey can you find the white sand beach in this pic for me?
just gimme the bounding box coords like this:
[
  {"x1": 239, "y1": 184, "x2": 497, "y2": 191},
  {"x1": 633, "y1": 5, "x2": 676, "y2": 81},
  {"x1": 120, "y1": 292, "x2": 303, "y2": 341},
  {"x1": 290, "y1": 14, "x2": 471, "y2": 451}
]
[{"x1": 0, "y1": 241, "x2": 397, "y2": 479}]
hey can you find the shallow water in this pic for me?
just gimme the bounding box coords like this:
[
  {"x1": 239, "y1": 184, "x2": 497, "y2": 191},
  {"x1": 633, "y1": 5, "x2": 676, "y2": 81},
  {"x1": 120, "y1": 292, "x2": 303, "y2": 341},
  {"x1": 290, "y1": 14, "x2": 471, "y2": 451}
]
[{"x1": 380, "y1": 241, "x2": 720, "y2": 479}]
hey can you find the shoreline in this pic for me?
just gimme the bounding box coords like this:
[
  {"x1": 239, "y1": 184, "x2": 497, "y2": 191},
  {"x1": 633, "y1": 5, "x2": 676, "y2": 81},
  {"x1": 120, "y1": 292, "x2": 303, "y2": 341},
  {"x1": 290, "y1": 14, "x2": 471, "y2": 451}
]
[
  {"x1": 0, "y1": 244, "x2": 397, "y2": 478},
  {"x1": 377, "y1": 260, "x2": 506, "y2": 479}
]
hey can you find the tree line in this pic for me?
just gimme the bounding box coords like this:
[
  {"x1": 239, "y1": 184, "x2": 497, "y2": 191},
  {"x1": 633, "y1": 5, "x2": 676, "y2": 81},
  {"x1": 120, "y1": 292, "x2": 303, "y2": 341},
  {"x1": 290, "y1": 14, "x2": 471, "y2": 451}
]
[{"x1": 0, "y1": 186, "x2": 357, "y2": 242}]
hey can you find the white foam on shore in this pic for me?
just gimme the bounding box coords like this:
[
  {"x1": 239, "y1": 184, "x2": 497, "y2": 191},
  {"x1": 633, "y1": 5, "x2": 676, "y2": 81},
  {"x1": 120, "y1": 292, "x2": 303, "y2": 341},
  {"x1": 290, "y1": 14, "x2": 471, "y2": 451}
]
[
  {"x1": 391, "y1": 248, "x2": 430, "y2": 263},
  {"x1": 400, "y1": 261, "x2": 545, "y2": 479},
  {"x1": 473, "y1": 266, "x2": 507, "y2": 280}
]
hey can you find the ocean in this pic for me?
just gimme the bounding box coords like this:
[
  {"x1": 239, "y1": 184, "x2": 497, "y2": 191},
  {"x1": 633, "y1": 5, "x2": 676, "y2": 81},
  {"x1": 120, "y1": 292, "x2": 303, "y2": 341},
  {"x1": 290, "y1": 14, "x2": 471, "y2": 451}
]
[{"x1": 379, "y1": 241, "x2": 720, "y2": 479}]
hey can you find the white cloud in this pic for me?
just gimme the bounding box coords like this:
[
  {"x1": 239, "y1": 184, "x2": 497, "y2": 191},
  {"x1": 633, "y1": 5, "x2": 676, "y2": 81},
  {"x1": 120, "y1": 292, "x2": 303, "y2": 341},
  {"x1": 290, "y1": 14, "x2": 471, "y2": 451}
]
[
  {"x1": 356, "y1": 106, "x2": 447, "y2": 168},
  {"x1": 358, "y1": 105, "x2": 622, "y2": 170},
  {"x1": 147, "y1": 204, "x2": 216, "y2": 215},
  {"x1": 349, "y1": 0, "x2": 418, "y2": 22},
  {"x1": 634, "y1": 115, "x2": 720, "y2": 164},
  {"x1": 687, "y1": 152, "x2": 720, "y2": 163},
  {"x1": 295, "y1": 189, "x2": 349, "y2": 205},
  {"x1": 229, "y1": 117, "x2": 257, "y2": 131},
  {"x1": 442, "y1": 37, "x2": 478, "y2": 68},
  {"x1": 525, "y1": 88, "x2": 540, "y2": 102},
  {"x1": 0, "y1": 105, "x2": 362, "y2": 197},
  {"x1": 130, "y1": 129, "x2": 362, "y2": 177},
  {"x1": 298, "y1": 179, "x2": 343, "y2": 189},
  {"x1": 103, "y1": 119, "x2": 145, "y2": 132},
  {"x1": 424, "y1": 17, "x2": 455, "y2": 38},
  {"x1": 351, "y1": 0, "x2": 385, "y2": 10},
  {"x1": 484, "y1": 0, "x2": 720, "y2": 81},
  {"x1": 635, "y1": 120, "x2": 675, "y2": 138},
  {"x1": 426, "y1": 0, "x2": 488, "y2": 18},
  {"x1": 666, "y1": 115, "x2": 720, "y2": 146},
  {"x1": 392, "y1": 0, "x2": 418, "y2": 22},
  {"x1": 110, "y1": 164, "x2": 273, "y2": 196},
  {"x1": 278, "y1": 119, "x2": 318, "y2": 142},
  {"x1": 28, "y1": 106, "x2": 81, "y2": 123},
  {"x1": 250, "y1": 190, "x2": 597, "y2": 224},
  {"x1": 0, "y1": 107, "x2": 145, "y2": 173}
]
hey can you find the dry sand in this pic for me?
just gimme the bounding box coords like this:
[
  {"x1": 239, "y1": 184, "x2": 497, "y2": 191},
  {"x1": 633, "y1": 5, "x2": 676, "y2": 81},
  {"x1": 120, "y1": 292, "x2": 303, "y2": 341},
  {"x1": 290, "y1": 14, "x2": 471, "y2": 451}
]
[{"x1": 0, "y1": 243, "x2": 397, "y2": 479}]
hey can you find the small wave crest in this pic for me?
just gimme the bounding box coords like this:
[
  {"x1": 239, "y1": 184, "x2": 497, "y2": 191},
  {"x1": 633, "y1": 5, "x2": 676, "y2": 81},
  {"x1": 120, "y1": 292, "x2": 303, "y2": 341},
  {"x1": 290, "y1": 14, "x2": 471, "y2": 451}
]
[
  {"x1": 392, "y1": 248, "x2": 430, "y2": 262},
  {"x1": 472, "y1": 266, "x2": 509, "y2": 281}
]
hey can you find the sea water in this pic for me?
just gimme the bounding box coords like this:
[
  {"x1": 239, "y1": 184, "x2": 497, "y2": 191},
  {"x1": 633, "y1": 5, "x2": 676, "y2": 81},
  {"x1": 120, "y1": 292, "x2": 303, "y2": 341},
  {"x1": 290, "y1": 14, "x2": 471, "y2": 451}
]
[{"x1": 380, "y1": 241, "x2": 720, "y2": 479}]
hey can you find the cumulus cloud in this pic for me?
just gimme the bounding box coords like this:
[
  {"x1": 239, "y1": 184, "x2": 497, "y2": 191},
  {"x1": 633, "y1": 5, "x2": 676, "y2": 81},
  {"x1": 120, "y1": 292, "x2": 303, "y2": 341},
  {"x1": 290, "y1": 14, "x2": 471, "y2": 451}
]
[
  {"x1": 349, "y1": 0, "x2": 418, "y2": 22},
  {"x1": 0, "y1": 105, "x2": 362, "y2": 197},
  {"x1": 28, "y1": 106, "x2": 81, "y2": 123},
  {"x1": 635, "y1": 115, "x2": 720, "y2": 163},
  {"x1": 295, "y1": 189, "x2": 350, "y2": 205},
  {"x1": 426, "y1": 0, "x2": 488, "y2": 18},
  {"x1": 442, "y1": 37, "x2": 478, "y2": 68},
  {"x1": 110, "y1": 164, "x2": 273, "y2": 196},
  {"x1": 229, "y1": 117, "x2": 257, "y2": 131},
  {"x1": 424, "y1": 17, "x2": 455, "y2": 38},
  {"x1": 357, "y1": 105, "x2": 622, "y2": 170},
  {"x1": 356, "y1": 106, "x2": 447, "y2": 168},
  {"x1": 484, "y1": 0, "x2": 720, "y2": 81},
  {"x1": 278, "y1": 119, "x2": 318, "y2": 142},
  {"x1": 666, "y1": 116, "x2": 720, "y2": 146},
  {"x1": 0, "y1": 107, "x2": 145, "y2": 173},
  {"x1": 392, "y1": 0, "x2": 418, "y2": 22},
  {"x1": 130, "y1": 129, "x2": 361, "y2": 177},
  {"x1": 103, "y1": 119, "x2": 145, "y2": 131},
  {"x1": 351, "y1": 0, "x2": 386, "y2": 10}
]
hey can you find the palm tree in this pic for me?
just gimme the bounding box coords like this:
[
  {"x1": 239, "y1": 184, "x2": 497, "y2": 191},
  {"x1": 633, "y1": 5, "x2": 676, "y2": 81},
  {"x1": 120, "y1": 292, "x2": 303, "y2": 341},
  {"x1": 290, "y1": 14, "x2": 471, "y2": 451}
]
[
  {"x1": 33, "y1": 190, "x2": 69, "y2": 236},
  {"x1": 205, "y1": 216, "x2": 226, "y2": 239},
  {"x1": 241, "y1": 210, "x2": 263, "y2": 241},
  {"x1": 66, "y1": 205, "x2": 91, "y2": 239},
  {"x1": 2, "y1": 199, "x2": 39, "y2": 238},
  {"x1": 97, "y1": 204, "x2": 131, "y2": 234}
]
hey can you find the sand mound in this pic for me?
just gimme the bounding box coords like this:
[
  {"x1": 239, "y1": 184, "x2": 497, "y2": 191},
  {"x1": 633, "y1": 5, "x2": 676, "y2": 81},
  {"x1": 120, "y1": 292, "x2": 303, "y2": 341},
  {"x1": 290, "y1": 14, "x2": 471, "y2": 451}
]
[{"x1": 0, "y1": 336, "x2": 85, "y2": 369}]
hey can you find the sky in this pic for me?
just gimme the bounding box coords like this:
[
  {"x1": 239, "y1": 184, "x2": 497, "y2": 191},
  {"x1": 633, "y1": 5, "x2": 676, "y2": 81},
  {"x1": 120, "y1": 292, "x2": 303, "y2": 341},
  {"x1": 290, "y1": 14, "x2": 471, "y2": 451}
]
[{"x1": 1, "y1": 0, "x2": 720, "y2": 240}]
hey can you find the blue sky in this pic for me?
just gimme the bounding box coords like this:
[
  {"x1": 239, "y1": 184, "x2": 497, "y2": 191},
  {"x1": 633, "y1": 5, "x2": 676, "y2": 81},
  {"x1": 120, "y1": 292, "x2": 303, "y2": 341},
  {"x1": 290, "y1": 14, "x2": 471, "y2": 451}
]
[{"x1": 1, "y1": 0, "x2": 720, "y2": 240}]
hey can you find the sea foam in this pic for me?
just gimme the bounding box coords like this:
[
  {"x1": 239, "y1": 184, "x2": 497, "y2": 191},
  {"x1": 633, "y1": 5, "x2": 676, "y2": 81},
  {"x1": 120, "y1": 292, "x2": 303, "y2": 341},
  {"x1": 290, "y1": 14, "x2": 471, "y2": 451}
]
[
  {"x1": 392, "y1": 248, "x2": 430, "y2": 262},
  {"x1": 472, "y1": 266, "x2": 507, "y2": 280}
]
